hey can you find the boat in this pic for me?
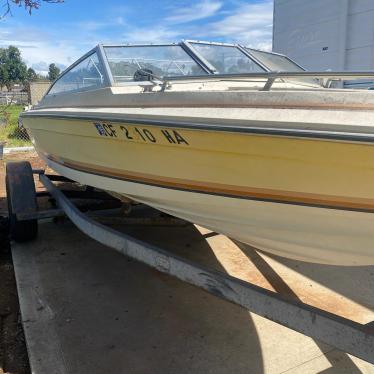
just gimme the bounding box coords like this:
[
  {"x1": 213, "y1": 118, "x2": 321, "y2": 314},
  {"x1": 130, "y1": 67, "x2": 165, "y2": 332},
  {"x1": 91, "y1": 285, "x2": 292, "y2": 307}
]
[{"x1": 20, "y1": 40, "x2": 374, "y2": 266}]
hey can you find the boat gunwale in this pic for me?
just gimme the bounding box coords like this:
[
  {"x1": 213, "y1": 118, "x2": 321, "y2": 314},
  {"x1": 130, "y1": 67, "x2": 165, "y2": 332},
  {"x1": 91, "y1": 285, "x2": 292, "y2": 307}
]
[{"x1": 21, "y1": 110, "x2": 374, "y2": 144}]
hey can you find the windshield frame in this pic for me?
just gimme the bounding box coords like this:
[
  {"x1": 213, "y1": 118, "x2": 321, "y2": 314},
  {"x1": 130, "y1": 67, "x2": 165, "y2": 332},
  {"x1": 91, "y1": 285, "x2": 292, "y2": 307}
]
[
  {"x1": 244, "y1": 47, "x2": 306, "y2": 72},
  {"x1": 184, "y1": 40, "x2": 269, "y2": 74},
  {"x1": 46, "y1": 40, "x2": 313, "y2": 97},
  {"x1": 46, "y1": 46, "x2": 113, "y2": 96}
]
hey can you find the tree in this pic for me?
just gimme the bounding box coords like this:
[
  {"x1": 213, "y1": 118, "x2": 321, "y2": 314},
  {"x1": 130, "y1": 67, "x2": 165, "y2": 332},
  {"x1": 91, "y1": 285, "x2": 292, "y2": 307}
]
[
  {"x1": 27, "y1": 67, "x2": 37, "y2": 81},
  {"x1": 36, "y1": 73, "x2": 47, "y2": 80},
  {"x1": 48, "y1": 63, "x2": 60, "y2": 81},
  {"x1": 1, "y1": 0, "x2": 63, "y2": 18},
  {"x1": 0, "y1": 45, "x2": 27, "y2": 90},
  {"x1": 0, "y1": 63, "x2": 9, "y2": 90}
]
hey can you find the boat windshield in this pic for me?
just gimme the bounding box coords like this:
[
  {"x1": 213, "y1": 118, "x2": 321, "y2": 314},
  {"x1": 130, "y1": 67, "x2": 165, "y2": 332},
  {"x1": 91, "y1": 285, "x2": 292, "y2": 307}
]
[
  {"x1": 189, "y1": 43, "x2": 265, "y2": 74},
  {"x1": 47, "y1": 41, "x2": 323, "y2": 97},
  {"x1": 104, "y1": 45, "x2": 207, "y2": 83},
  {"x1": 246, "y1": 49, "x2": 304, "y2": 72},
  {"x1": 245, "y1": 48, "x2": 317, "y2": 85},
  {"x1": 49, "y1": 52, "x2": 105, "y2": 95}
]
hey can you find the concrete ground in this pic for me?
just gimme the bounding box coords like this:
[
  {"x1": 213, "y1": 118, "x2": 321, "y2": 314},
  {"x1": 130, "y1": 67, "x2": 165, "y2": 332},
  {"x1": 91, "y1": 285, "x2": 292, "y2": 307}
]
[
  {"x1": 0, "y1": 151, "x2": 46, "y2": 374},
  {"x1": 12, "y1": 213, "x2": 374, "y2": 374}
]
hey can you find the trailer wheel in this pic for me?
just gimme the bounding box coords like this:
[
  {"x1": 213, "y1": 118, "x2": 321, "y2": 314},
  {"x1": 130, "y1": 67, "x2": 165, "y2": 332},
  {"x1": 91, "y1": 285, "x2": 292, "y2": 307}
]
[{"x1": 6, "y1": 161, "x2": 38, "y2": 242}]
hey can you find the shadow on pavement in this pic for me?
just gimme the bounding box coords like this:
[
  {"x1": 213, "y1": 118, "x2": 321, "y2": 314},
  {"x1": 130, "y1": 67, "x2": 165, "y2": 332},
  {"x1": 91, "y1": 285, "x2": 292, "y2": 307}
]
[{"x1": 237, "y1": 241, "x2": 369, "y2": 373}]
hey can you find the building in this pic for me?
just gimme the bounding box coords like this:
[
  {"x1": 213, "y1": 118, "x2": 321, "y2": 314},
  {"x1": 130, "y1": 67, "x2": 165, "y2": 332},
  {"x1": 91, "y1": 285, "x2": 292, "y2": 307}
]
[{"x1": 273, "y1": 0, "x2": 374, "y2": 74}]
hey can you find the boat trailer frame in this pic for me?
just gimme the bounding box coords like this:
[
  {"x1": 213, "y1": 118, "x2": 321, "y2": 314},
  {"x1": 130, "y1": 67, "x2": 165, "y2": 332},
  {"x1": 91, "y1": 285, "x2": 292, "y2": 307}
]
[{"x1": 5, "y1": 161, "x2": 374, "y2": 364}]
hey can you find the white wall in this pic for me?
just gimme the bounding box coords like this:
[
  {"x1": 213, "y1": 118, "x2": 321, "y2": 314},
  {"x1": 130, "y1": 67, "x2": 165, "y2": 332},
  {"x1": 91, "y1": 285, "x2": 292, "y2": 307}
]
[{"x1": 273, "y1": 0, "x2": 374, "y2": 71}]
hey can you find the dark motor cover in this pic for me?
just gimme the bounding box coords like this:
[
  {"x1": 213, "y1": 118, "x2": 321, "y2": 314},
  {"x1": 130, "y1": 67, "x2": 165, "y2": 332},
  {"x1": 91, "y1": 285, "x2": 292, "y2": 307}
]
[{"x1": 133, "y1": 69, "x2": 153, "y2": 81}]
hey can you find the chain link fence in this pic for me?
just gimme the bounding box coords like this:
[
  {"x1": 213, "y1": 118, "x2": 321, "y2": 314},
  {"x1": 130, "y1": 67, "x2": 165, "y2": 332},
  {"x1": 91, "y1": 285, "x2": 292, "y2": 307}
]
[
  {"x1": 0, "y1": 94, "x2": 31, "y2": 147},
  {"x1": 0, "y1": 91, "x2": 28, "y2": 106},
  {"x1": 8, "y1": 124, "x2": 31, "y2": 142},
  {"x1": 1, "y1": 83, "x2": 50, "y2": 147}
]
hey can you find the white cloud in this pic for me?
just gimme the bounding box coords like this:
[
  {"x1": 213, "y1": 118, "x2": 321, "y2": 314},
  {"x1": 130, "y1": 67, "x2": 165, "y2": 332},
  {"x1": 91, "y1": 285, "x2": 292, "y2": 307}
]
[
  {"x1": 22, "y1": 42, "x2": 76, "y2": 68},
  {"x1": 123, "y1": 0, "x2": 273, "y2": 49},
  {"x1": 31, "y1": 61, "x2": 48, "y2": 70},
  {"x1": 203, "y1": 0, "x2": 273, "y2": 50},
  {"x1": 0, "y1": 22, "x2": 100, "y2": 72},
  {"x1": 115, "y1": 16, "x2": 126, "y2": 26},
  {"x1": 165, "y1": 0, "x2": 222, "y2": 23},
  {"x1": 0, "y1": 0, "x2": 274, "y2": 71},
  {"x1": 122, "y1": 26, "x2": 182, "y2": 43},
  {"x1": 77, "y1": 21, "x2": 109, "y2": 32}
]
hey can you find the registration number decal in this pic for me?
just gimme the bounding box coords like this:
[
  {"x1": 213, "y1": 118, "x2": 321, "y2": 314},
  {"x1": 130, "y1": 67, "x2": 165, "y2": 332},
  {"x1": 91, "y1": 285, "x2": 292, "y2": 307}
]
[{"x1": 93, "y1": 122, "x2": 189, "y2": 146}]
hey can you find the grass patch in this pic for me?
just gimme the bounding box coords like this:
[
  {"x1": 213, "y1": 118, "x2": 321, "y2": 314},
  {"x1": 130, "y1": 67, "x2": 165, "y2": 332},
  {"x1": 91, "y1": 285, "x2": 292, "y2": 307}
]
[{"x1": 0, "y1": 104, "x2": 32, "y2": 147}]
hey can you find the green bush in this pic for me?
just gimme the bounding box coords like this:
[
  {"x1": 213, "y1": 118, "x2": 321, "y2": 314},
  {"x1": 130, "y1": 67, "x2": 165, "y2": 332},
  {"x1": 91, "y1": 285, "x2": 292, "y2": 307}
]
[{"x1": 0, "y1": 105, "x2": 32, "y2": 147}]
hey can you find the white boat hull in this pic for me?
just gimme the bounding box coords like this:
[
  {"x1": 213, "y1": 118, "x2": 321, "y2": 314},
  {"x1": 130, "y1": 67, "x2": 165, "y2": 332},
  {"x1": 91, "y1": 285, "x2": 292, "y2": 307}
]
[{"x1": 44, "y1": 156, "x2": 374, "y2": 266}]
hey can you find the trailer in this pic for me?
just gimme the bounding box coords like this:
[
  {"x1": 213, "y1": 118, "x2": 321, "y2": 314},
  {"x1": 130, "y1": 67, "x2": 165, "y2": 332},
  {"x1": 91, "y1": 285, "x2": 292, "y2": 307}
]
[{"x1": 5, "y1": 160, "x2": 374, "y2": 364}]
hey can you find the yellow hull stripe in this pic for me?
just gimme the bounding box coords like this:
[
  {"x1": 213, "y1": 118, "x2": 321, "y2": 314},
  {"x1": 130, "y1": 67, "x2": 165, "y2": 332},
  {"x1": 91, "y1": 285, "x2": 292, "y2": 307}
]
[{"x1": 47, "y1": 154, "x2": 374, "y2": 212}]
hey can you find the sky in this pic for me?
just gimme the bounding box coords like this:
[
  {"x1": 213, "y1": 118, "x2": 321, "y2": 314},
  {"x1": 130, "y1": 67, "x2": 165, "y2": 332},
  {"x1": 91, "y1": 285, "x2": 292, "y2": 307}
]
[{"x1": 0, "y1": 0, "x2": 274, "y2": 74}]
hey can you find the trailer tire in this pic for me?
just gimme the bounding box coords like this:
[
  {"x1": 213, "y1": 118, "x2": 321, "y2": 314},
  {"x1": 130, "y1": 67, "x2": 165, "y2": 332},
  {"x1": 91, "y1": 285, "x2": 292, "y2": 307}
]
[{"x1": 6, "y1": 161, "x2": 38, "y2": 242}]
